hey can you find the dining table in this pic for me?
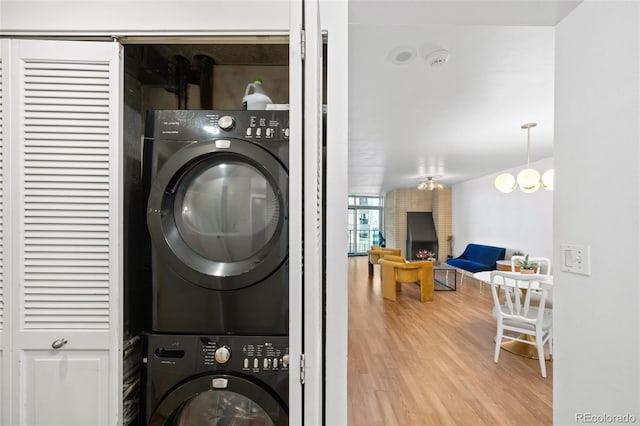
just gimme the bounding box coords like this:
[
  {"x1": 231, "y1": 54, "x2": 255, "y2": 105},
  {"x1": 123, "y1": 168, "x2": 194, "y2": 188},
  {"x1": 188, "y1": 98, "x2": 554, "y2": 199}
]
[{"x1": 473, "y1": 270, "x2": 553, "y2": 360}]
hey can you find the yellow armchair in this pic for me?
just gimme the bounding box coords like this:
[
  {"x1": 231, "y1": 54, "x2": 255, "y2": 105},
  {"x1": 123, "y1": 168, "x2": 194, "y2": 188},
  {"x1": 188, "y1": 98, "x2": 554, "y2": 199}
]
[
  {"x1": 377, "y1": 258, "x2": 434, "y2": 302},
  {"x1": 367, "y1": 246, "x2": 402, "y2": 277}
]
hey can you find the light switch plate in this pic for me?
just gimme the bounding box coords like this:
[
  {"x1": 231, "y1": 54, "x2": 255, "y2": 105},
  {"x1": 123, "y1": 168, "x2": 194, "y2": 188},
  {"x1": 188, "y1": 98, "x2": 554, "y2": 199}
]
[{"x1": 560, "y1": 244, "x2": 591, "y2": 276}]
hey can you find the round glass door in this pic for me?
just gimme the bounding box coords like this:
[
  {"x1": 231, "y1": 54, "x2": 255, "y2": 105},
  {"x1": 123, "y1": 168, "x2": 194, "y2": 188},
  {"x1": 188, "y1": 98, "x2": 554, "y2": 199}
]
[
  {"x1": 149, "y1": 374, "x2": 288, "y2": 426},
  {"x1": 147, "y1": 139, "x2": 288, "y2": 290},
  {"x1": 175, "y1": 160, "x2": 280, "y2": 263},
  {"x1": 174, "y1": 390, "x2": 274, "y2": 426}
]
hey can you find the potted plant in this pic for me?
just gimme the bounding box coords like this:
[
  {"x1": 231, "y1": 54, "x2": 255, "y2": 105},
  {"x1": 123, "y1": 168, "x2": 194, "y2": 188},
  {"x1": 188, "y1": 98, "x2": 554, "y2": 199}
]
[
  {"x1": 416, "y1": 249, "x2": 435, "y2": 261},
  {"x1": 516, "y1": 254, "x2": 539, "y2": 274}
]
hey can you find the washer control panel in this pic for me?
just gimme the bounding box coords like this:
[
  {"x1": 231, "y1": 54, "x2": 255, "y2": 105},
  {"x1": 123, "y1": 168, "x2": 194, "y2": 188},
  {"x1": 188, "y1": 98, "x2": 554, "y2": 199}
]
[{"x1": 198, "y1": 336, "x2": 289, "y2": 373}]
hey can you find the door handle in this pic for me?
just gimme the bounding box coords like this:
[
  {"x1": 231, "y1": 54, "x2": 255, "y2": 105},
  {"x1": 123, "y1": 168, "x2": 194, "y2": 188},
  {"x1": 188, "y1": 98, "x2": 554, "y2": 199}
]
[{"x1": 51, "y1": 338, "x2": 68, "y2": 349}]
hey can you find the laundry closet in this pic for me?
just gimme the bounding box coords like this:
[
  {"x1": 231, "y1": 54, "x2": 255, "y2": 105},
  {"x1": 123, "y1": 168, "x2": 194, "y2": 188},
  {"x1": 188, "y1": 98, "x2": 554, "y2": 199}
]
[
  {"x1": 0, "y1": 1, "x2": 348, "y2": 425},
  {"x1": 125, "y1": 41, "x2": 293, "y2": 425}
]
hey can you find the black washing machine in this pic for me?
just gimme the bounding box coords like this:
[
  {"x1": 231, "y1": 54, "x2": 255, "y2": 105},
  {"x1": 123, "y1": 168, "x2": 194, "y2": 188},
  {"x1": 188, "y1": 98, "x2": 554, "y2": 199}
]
[
  {"x1": 143, "y1": 333, "x2": 288, "y2": 425},
  {"x1": 143, "y1": 110, "x2": 289, "y2": 335}
]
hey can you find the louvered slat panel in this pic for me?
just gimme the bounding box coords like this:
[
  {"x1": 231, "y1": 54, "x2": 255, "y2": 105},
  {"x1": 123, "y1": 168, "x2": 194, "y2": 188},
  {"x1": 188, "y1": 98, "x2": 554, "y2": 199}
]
[
  {"x1": 24, "y1": 119, "x2": 108, "y2": 129},
  {"x1": 25, "y1": 160, "x2": 106, "y2": 168},
  {"x1": 28, "y1": 210, "x2": 108, "y2": 218},
  {"x1": 26, "y1": 205, "x2": 108, "y2": 212},
  {"x1": 27, "y1": 216, "x2": 109, "y2": 224},
  {"x1": 26, "y1": 99, "x2": 110, "y2": 108},
  {"x1": 23, "y1": 91, "x2": 109, "y2": 101},
  {"x1": 26, "y1": 280, "x2": 107, "y2": 290},
  {"x1": 27, "y1": 133, "x2": 108, "y2": 142},
  {"x1": 23, "y1": 252, "x2": 107, "y2": 260},
  {"x1": 25, "y1": 222, "x2": 107, "y2": 231},
  {"x1": 26, "y1": 189, "x2": 109, "y2": 198},
  {"x1": 25, "y1": 236, "x2": 108, "y2": 244},
  {"x1": 0, "y1": 58, "x2": 4, "y2": 331},
  {"x1": 25, "y1": 175, "x2": 109, "y2": 184},
  {"x1": 23, "y1": 126, "x2": 107, "y2": 135},
  {"x1": 26, "y1": 169, "x2": 109, "y2": 176},
  {"x1": 22, "y1": 60, "x2": 110, "y2": 330},
  {"x1": 25, "y1": 245, "x2": 108, "y2": 253},
  {"x1": 25, "y1": 302, "x2": 108, "y2": 309},
  {"x1": 26, "y1": 259, "x2": 109, "y2": 267},
  {"x1": 25, "y1": 147, "x2": 110, "y2": 155},
  {"x1": 25, "y1": 111, "x2": 109, "y2": 120}
]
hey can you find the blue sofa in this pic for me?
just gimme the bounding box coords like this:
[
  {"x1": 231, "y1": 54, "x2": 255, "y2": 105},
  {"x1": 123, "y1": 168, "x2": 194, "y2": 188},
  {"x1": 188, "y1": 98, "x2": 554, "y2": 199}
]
[{"x1": 447, "y1": 243, "x2": 506, "y2": 274}]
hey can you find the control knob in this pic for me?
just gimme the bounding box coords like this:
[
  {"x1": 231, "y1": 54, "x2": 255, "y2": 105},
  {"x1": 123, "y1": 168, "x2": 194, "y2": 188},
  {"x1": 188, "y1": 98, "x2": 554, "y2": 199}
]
[
  {"x1": 218, "y1": 116, "x2": 235, "y2": 131},
  {"x1": 214, "y1": 346, "x2": 231, "y2": 364}
]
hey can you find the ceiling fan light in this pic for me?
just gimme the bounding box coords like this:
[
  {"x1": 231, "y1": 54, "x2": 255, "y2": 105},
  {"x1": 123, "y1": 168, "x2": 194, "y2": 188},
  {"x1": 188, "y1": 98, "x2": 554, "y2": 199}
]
[
  {"x1": 417, "y1": 181, "x2": 427, "y2": 190},
  {"x1": 517, "y1": 168, "x2": 541, "y2": 193},
  {"x1": 541, "y1": 169, "x2": 554, "y2": 191},
  {"x1": 495, "y1": 173, "x2": 517, "y2": 193}
]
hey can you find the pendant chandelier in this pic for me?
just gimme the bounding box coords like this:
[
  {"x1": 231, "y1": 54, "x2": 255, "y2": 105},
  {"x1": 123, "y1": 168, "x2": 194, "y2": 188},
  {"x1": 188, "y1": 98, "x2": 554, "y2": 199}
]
[
  {"x1": 417, "y1": 176, "x2": 442, "y2": 191},
  {"x1": 494, "y1": 122, "x2": 554, "y2": 193}
]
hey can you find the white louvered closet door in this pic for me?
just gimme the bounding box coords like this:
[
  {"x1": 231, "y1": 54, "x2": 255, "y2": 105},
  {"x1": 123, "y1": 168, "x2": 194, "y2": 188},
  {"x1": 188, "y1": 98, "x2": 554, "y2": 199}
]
[{"x1": 9, "y1": 40, "x2": 120, "y2": 426}]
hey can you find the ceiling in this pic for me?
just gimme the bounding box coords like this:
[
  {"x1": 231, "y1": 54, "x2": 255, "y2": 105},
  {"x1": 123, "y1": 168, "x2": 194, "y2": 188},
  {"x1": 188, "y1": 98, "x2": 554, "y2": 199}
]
[{"x1": 347, "y1": 1, "x2": 582, "y2": 195}]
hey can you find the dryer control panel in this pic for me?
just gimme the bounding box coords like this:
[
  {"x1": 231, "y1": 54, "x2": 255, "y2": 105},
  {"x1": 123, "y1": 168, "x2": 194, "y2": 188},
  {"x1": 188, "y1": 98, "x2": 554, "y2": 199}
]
[
  {"x1": 242, "y1": 115, "x2": 290, "y2": 140},
  {"x1": 144, "y1": 109, "x2": 289, "y2": 142}
]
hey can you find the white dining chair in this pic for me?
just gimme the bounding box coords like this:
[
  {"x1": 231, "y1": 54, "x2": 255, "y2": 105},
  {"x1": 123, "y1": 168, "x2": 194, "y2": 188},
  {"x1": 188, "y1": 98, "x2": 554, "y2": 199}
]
[{"x1": 489, "y1": 271, "x2": 553, "y2": 378}]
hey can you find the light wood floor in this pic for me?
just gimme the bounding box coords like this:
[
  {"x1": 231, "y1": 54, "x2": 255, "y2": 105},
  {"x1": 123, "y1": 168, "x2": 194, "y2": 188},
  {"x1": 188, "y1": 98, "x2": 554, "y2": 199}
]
[{"x1": 347, "y1": 256, "x2": 552, "y2": 425}]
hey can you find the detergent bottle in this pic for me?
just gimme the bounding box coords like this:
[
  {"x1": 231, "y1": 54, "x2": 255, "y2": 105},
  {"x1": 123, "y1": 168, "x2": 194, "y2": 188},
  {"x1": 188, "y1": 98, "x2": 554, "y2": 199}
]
[{"x1": 242, "y1": 78, "x2": 273, "y2": 110}]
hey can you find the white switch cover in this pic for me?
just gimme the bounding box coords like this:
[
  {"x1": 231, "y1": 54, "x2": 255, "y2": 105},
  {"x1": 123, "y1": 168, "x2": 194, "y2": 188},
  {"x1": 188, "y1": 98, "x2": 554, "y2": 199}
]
[{"x1": 560, "y1": 244, "x2": 591, "y2": 276}]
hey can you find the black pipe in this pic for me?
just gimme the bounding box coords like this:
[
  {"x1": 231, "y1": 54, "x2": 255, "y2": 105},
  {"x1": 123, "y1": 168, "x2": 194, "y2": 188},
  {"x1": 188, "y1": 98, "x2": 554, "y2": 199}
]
[{"x1": 195, "y1": 55, "x2": 214, "y2": 110}]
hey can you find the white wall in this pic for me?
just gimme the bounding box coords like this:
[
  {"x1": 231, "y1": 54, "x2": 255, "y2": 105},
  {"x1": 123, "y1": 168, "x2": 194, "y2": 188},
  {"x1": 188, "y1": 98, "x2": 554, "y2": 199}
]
[
  {"x1": 452, "y1": 157, "x2": 553, "y2": 259},
  {"x1": 0, "y1": 0, "x2": 290, "y2": 32},
  {"x1": 554, "y1": 2, "x2": 640, "y2": 423}
]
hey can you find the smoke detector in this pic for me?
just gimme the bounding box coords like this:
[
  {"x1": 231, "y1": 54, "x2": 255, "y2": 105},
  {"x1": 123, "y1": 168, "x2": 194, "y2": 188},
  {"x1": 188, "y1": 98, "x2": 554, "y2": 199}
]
[{"x1": 426, "y1": 49, "x2": 450, "y2": 67}]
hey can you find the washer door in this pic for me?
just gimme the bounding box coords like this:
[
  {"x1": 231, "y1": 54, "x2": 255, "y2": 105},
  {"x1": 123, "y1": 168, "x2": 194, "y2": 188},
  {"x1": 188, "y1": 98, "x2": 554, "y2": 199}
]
[
  {"x1": 147, "y1": 139, "x2": 288, "y2": 290},
  {"x1": 149, "y1": 374, "x2": 288, "y2": 426}
]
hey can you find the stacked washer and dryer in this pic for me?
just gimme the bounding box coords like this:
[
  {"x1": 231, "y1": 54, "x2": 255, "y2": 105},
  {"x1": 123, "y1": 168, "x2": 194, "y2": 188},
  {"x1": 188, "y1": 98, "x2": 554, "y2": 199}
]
[{"x1": 141, "y1": 110, "x2": 290, "y2": 425}]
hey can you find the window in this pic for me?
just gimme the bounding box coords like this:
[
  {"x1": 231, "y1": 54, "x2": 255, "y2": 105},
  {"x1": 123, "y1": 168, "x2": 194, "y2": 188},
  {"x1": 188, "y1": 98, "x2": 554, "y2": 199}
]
[{"x1": 347, "y1": 196, "x2": 384, "y2": 255}]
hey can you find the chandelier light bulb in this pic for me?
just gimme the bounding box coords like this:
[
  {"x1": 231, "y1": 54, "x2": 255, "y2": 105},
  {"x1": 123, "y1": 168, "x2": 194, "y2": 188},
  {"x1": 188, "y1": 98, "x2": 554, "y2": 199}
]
[
  {"x1": 517, "y1": 168, "x2": 541, "y2": 193},
  {"x1": 494, "y1": 173, "x2": 517, "y2": 193}
]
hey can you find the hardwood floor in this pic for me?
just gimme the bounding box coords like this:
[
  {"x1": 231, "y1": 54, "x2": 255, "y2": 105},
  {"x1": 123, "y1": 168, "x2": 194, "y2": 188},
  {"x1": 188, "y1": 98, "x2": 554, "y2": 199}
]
[{"x1": 347, "y1": 256, "x2": 552, "y2": 425}]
